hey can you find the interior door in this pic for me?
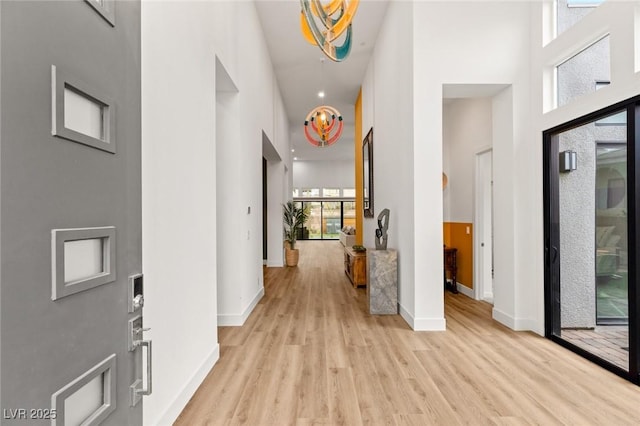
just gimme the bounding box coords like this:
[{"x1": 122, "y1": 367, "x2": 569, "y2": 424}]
[
  {"x1": 476, "y1": 150, "x2": 494, "y2": 302},
  {"x1": 1, "y1": 1, "x2": 144, "y2": 424}
]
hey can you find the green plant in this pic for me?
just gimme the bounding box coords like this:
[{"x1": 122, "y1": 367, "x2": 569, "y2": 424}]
[{"x1": 283, "y1": 201, "x2": 309, "y2": 250}]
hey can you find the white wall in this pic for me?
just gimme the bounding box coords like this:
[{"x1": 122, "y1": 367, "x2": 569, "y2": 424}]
[
  {"x1": 413, "y1": 2, "x2": 532, "y2": 332},
  {"x1": 215, "y1": 2, "x2": 290, "y2": 324},
  {"x1": 292, "y1": 160, "x2": 354, "y2": 192},
  {"x1": 361, "y1": 1, "x2": 532, "y2": 331},
  {"x1": 142, "y1": 1, "x2": 289, "y2": 424},
  {"x1": 266, "y1": 88, "x2": 289, "y2": 267},
  {"x1": 442, "y1": 98, "x2": 493, "y2": 223},
  {"x1": 362, "y1": 0, "x2": 417, "y2": 327}
]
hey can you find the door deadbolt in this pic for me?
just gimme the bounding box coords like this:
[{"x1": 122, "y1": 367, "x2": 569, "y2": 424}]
[
  {"x1": 128, "y1": 274, "x2": 144, "y2": 313},
  {"x1": 133, "y1": 294, "x2": 144, "y2": 310}
]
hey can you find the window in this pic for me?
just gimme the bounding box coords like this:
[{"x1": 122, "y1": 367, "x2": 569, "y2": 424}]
[
  {"x1": 301, "y1": 188, "x2": 320, "y2": 197},
  {"x1": 323, "y1": 188, "x2": 340, "y2": 198},
  {"x1": 343, "y1": 188, "x2": 356, "y2": 198},
  {"x1": 557, "y1": 35, "x2": 610, "y2": 107},
  {"x1": 557, "y1": 0, "x2": 604, "y2": 36},
  {"x1": 567, "y1": 0, "x2": 603, "y2": 7},
  {"x1": 296, "y1": 201, "x2": 355, "y2": 240}
]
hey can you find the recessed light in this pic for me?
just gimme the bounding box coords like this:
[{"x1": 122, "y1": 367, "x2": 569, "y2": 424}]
[
  {"x1": 291, "y1": 148, "x2": 295, "y2": 152},
  {"x1": 293, "y1": 157, "x2": 298, "y2": 161},
  {"x1": 318, "y1": 91, "x2": 325, "y2": 98}
]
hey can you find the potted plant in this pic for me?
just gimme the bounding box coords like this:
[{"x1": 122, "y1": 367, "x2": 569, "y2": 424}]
[{"x1": 283, "y1": 201, "x2": 309, "y2": 266}]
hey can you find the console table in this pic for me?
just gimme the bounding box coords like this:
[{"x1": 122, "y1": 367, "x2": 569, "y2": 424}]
[
  {"x1": 344, "y1": 246, "x2": 366, "y2": 288},
  {"x1": 444, "y1": 247, "x2": 458, "y2": 294}
]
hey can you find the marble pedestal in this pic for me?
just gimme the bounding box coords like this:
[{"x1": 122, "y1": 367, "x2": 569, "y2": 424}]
[{"x1": 367, "y1": 249, "x2": 398, "y2": 314}]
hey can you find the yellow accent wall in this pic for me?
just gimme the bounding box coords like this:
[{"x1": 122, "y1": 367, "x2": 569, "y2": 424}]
[
  {"x1": 443, "y1": 222, "x2": 473, "y2": 289},
  {"x1": 355, "y1": 89, "x2": 363, "y2": 245}
]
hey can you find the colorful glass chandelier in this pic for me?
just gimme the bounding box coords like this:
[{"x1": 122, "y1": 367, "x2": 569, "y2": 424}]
[
  {"x1": 304, "y1": 105, "x2": 343, "y2": 147},
  {"x1": 300, "y1": 0, "x2": 360, "y2": 62}
]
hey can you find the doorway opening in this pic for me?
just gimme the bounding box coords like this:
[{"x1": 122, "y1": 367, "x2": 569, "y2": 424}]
[
  {"x1": 442, "y1": 84, "x2": 508, "y2": 302},
  {"x1": 263, "y1": 157, "x2": 267, "y2": 264}
]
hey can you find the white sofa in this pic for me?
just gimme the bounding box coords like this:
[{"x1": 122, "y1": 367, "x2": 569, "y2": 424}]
[{"x1": 339, "y1": 226, "x2": 356, "y2": 247}]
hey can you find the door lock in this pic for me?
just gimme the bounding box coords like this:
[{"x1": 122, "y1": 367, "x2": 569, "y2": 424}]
[
  {"x1": 128, "y1": 274, "x2": 144, "y2": 313},
  {"x1": 132, "y1": 294, "x2": 144, "y2": 310}
]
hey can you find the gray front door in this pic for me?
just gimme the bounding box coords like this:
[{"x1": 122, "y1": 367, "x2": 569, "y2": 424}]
[{"x1": 1, "y1": 1, "x2": 143, "y2": 425}]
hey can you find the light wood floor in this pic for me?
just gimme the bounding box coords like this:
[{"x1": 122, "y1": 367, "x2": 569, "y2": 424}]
[{"x1": 175, "y1": 241, "x2": 640, "y2": 425}]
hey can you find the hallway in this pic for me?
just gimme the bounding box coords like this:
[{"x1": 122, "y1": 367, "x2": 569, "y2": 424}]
[{"x1": 176, "y1": 241, "x2": 640, "y2": 425}]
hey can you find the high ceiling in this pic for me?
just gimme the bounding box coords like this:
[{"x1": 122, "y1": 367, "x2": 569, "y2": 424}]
[{"x1": 254, "y1": 0, "x2": 389, "y2": 161}]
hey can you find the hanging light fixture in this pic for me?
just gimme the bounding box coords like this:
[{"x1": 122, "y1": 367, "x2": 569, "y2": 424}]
[
  {"x1": 304, "y1": 105, "x2": 343, "y2": 147},
  {"x1": 303, "y1": 57, "x2": 343, "y2": 147},
  {"x1": 300, "y1": 0, "x2": 360, "y2": 62}
]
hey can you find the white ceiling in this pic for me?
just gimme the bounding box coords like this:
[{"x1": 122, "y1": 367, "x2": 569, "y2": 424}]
[{"x1": 254, "y1": 0, "x2": 389, "y2": 161}]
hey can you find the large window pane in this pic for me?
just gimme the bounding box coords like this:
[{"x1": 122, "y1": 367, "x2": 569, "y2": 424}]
[
  {"x1": 301, "y1": 188, "x2": 320, "y2": 197},
  {"x1": 555, "y1": 109, "x2": 628, "y2": 371},
  {"x1": 323, "y1": 188, "x2": 340, "y2": 198},
  {"x1": 557, "y1": 35, "x2": 610, "y2": 107},
  {"x1": 557, "y1": 0, "x2": 604, "y2": 36},
  {"x1": 343, "y1": 201, "x2": 356, "y2": 229},
  {"x1": 322, "y1": 202, "x2": 341, "y2": 239},
  {"x1": 305, "y1": 202, "x2": 322, "y2": 239},
  {"x1": 297, "y1": 201, "x2": 357, "y2": 241},
  {"x1": 595, "y1": 142, "x2": 628, "y2": 328}
]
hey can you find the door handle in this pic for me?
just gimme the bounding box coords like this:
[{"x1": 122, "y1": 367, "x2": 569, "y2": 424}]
[
  {"x1": 133, "y1": 339, "x2": 152, "y2": 396},
  {"x1": 551, "y1": 246, "x2": 558, "y2": 264}
]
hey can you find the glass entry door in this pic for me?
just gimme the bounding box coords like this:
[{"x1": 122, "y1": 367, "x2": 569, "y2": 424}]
[
  {"x1": 322, "y1": 202, "x2": 341, "y2": 239},
  {"x1": 306, "y1": 202, "x2": 322, "y2": 240},
  {"x1": 544, "y1": 102, "x2": 638, "y2": 383}
]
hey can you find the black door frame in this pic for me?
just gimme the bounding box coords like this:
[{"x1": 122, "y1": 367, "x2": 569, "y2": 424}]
[{"x1": 543, "y1": 95, "x2": 640, "y2": 384}]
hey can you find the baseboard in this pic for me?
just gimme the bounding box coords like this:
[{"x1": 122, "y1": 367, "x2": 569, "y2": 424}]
[
  {"x1": 266, "y1": 261, "x2": 283, "y2": 267},
  {"x1": 217, "y1": 287, "x2": 264, "y2": 326},
  {"x1": 492, "y1": 307, "x2": 540, "y2": 332},
  {"x1": 492, "y1": 307, "x2": 515, "y2": 329},
  {"x1": 482, "y1": 295, "x2": 494, "y2": 304},
  {"x1": 456, "y1": 282, "x2": 474, "y2": 298},
  {"x1": 414, "y1": 316, "x2": 446, "y2": 331},
  {"x1": 399, "y1": 303, "x2": 446, "y2": 330},
  {"x1": 514, "y1": 318, "x2": 544, "y2": 334},
  {"x1": 398, "y1": 303, "x2": 414, "y2": 328},
  {"x1": 151, "y1": 344, "x2": 220, "y2": 426}
]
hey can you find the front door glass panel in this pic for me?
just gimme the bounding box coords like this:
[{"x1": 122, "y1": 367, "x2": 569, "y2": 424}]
[{"x1": 552, "y1": 109, "x2": 629, "y2": 371}]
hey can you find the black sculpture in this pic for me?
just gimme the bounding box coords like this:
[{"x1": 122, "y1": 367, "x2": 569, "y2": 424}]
[{"x1": 375, "y1": 208, "x2": 390, "y2": 250}]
